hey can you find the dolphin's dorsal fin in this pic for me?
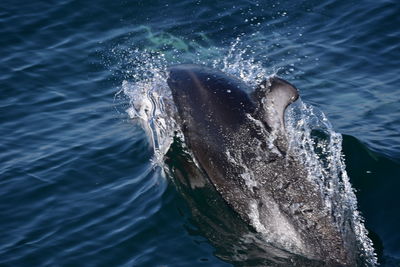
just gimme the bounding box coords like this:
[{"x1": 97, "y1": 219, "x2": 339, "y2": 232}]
[{"x1": 252, "y1": 76, "x2": 299, "y2": 133}]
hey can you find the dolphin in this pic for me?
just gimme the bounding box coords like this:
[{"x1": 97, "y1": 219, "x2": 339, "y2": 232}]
[{"x1": 166, "y1": 64, "x2": 360, "y2": 266}]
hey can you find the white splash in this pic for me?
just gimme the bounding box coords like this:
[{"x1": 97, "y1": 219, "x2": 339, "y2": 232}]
[
  {"x1": 285, "y1": 100, "x2": 377, "y2": 265},
  {"x1": 115, "y1": 51, "x2": 178, "y2": 167},
  {"x1": 213, "y1": 38, "x2": 270, "y2": 88}
]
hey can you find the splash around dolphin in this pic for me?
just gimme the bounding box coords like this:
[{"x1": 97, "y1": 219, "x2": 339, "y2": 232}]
[{"x1": 165, "y1": 64, "x2": 369, "y2": 266}]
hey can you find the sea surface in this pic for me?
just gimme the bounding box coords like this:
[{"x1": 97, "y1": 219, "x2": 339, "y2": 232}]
[{"x1": 1, "y1": 0, "x2": 399, "y2": 266}]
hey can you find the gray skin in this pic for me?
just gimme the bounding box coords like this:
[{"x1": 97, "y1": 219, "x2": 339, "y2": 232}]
[{"x1": 167, "y1": 64, "x2": 359, "y2": 266}]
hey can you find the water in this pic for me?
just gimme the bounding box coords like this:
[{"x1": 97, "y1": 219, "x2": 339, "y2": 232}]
[{"x1": 1, "y1": 0, "x2": 399, "y2": 266}]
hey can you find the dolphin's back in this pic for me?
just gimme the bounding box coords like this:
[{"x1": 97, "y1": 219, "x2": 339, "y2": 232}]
[{"x1": 168, "y1": 64, "x2": 255, "y2": 127}]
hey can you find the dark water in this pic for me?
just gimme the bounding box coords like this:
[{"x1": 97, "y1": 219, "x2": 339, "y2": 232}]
[{"x1": 1, "y1": 0, "x2": 399, "y2": 266}]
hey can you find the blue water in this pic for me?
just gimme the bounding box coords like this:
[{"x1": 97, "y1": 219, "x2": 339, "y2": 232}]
[{"x1": 1, "y1": 0, "x2": 399, "y2": 266}]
